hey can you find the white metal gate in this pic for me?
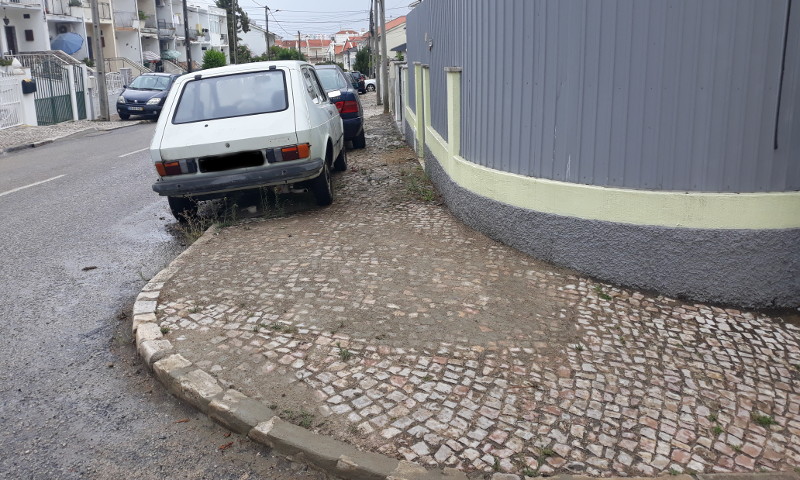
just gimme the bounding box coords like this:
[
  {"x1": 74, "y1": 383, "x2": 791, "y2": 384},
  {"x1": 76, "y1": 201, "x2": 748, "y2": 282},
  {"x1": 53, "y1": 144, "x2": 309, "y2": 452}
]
[{"x1": 0, "y1": 72, "x2": 23, "y2": 130}]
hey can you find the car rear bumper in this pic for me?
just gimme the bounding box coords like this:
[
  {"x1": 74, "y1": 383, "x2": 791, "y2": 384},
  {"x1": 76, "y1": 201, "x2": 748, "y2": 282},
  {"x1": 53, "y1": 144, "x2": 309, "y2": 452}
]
[
  {"x1": 342, "y1": 116, "x2": 363, "y2": 140},
  {"x1": 152, "y1": 158, "x2": 324, "y2": 197}
]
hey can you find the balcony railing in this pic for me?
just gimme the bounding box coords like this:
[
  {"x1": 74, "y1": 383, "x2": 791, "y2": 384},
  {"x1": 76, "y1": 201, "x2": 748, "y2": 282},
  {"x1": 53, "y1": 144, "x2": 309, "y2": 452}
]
[
  {"x1": 140, "y1": 14, "x2": 157, "y2": 30},
  {"x1": 157, "y1": 19, "x2": 175, "y2": 38},
  {"x1": 7, "y1": 0, "x2": 42, "y2": 6},
  {"x1": 114, "y1": 11, "x2": 137, "y2": 28},
  {"x1": 46, "y1": 0, "x2": 75, "y2": 16}
]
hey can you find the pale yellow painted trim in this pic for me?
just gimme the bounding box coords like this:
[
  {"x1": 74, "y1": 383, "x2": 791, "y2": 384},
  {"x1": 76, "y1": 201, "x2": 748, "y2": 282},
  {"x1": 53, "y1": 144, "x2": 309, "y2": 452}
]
[
  {"x1": 413, "y1": 64, "x2": 425, "y2": 159},
  {"x1": 446, "y1": 70, "x2": 461, "y2": 158},
  {"x1": 426, "y1": 69, "x2": 800, "y2": 230},
  {"x1": 422, "y1": 67, "x2": 431, "y2": 130}
]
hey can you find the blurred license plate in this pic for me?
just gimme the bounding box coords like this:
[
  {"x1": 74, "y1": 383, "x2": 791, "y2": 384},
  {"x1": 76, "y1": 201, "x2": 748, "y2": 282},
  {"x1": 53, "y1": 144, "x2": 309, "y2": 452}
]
[{"x1": 129, "y1": 107, "x2": 144, "y2": 111}]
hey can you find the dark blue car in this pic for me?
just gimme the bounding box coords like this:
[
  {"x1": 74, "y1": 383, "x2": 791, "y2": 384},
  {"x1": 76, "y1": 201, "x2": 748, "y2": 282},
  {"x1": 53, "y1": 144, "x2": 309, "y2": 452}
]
[
  {"x1": 314, "y1": 64, "x2": 365, "y2": 149},
  {"x1": 116, "y1": 72, "x2": 179, "y2": 120}
]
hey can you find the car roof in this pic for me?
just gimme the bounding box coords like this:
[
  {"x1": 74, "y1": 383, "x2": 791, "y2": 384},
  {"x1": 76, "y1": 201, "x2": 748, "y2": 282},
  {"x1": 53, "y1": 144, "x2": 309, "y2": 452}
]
[{"x1": 193, "y1": 60, "x2": 311, "y2": 78}]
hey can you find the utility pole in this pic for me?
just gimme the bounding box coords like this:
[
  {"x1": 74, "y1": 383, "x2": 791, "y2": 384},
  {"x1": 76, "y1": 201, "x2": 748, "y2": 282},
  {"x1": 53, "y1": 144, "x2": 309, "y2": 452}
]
[
  {"x1": 231, "y1": 0, "x2": 238, "y2": 63},
  {"x1": 379, "y1": 0, "x2": 389, "y2": 113},
  {"x1": 373, "y1": 0, "x2": 381, "y2": 105},
  {"x1": 368, "y1": 1, "x2": 373, "y2": 76},
  {"x1": 265, "y1": 6, "x2": 270, "y2": 60},
  {"x1": 89, "y1": 0, "x2": 108, "y2": 120},
  {"x1": 297, "y1": 30, "x2": 301, "y2": 59},
  {"x1": 182, "y1": 0, "x2": 192, "y2": 72}
]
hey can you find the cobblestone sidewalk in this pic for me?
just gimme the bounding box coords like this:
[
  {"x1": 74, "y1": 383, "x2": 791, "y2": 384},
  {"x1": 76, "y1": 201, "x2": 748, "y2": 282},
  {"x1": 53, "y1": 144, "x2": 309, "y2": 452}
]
[
  {"x1": 0, "y1": 118, "x2": 146, "y2": 152},
  {"x1": 152, "y1": 96, "x2": 800, "y2": 478}
]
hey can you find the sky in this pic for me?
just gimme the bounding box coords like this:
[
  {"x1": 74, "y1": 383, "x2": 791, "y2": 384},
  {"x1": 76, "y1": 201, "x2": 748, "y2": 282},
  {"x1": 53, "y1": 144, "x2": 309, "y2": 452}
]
[{"x1": 202, "y1": 0, "x2": 415, "y2": 38}]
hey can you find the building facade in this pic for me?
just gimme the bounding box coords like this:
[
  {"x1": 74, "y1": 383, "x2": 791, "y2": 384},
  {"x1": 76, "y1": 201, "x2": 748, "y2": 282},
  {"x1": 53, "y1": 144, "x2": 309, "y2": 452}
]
[{"x1": 403, "y1": 0, "x2": 800, "y2": 308}]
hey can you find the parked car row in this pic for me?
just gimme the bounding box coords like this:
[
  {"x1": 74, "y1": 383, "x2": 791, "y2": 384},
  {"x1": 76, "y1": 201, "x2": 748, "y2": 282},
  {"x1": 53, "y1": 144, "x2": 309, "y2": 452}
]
[{"x1": 146, "y1": 61, "x2": 366, "y2": 221}]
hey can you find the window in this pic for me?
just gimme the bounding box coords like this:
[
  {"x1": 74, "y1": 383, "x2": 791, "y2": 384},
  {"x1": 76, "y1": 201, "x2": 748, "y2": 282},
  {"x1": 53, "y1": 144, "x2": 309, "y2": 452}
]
[
  {"x1": 172, "y1": 70, "x2": 288, "y2": 124},
  {"x1": 315, "y1": 68, "x2": 348, "y2": 91},
  {"x1": 301, "y1": 66, "x2": 325, "y2": 103}
]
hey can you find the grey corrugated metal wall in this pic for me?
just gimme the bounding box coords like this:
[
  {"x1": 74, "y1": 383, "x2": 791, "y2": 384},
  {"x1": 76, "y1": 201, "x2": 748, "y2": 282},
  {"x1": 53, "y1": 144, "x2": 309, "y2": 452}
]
[{"x1": 406, "y1": 0, "x2": 800, "y2": 193}]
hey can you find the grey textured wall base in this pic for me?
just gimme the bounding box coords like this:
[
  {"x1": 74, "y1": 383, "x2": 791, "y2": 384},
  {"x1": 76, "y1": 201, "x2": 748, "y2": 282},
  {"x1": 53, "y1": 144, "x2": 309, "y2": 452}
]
[{"x1": 423, "y1": 148, "x2": 800, "y2": 309}]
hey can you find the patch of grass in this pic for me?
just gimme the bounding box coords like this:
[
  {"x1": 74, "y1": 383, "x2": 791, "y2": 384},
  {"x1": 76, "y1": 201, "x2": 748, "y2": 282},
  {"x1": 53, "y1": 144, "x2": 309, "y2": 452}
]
[
  {"x1": 593, "y1": 284, "x2": 612, "y2": 301},
  {"x1": 707, "y1": 412, "x2": 718, "y2": 422},
  {"x1": 160, "y1": 326, "x2": 170, "y2": 334},
  {"x1": 540, "y1": 447, "x2": 554, "y2": 458},
  {"x1": 401, "y1": 165, "x2": 438, "y2": 203},
  {"x1": 188, "y1": 306, "x2": 202, "y2": 314},
  {"x1": 711, "y1": 424, "x2": 723, "y2": 436},
  {"x1": 422, "y1": 374, "x2": 433, "y2": 381},
  {"x1": 493, "y1": 456, "x2": 500, "y2": 472},
  {"x1": 522, "y1": 467, "x2": 538, "y2": 477},
  {"x1": 337, "y1": 342, "x2": 353, "y2": 362},
  {"x1": 669, "y1": 468, "x2": 680, "y2": 476},
  {"x1": 259, "y1": 187, "x2": 287, "y2": 218},
  {"x1": 279, "y1": 408, "x2": 314, "y2": 428},
  {"x1": 268, "y1": 322, "x2": 298, "y2": 334},
  {"x1": 730, "y1": 444, "x2": 742, "y2": 453},
  {"x1": 751, "y1": 411, "x2": 777, "y2": 427},
  {"x1": 573, "y1": 343, "x2": 584, "y2": 352}
]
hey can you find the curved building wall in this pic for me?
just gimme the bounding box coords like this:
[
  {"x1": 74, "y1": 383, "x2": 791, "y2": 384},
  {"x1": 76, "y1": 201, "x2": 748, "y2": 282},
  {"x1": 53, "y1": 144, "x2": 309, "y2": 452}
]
[
  {"x1": 407, "y1": 0, "x2": 800, "y2": 193},
  {"x1": 403, "y1": 0, "x2": 800, "y2": 308}
]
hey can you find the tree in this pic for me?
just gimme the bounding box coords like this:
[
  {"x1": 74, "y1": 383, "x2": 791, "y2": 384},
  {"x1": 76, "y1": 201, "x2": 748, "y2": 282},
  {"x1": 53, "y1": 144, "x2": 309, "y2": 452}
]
[
  {"x1": 268, "y1": 46, "x2": 306, "y2": 61},
  {"x1": 215, "y1": 0, "x2": 250, "y2": 63},
  {"x1": 354, "y1": 47, "x2": 371, "y2": 75},
  {"x1": 202, "y1": 50, "x2": 226, "y2": 69},
  {"x1": 236, "y1": 44, "x2": 252, "y2": 64}
]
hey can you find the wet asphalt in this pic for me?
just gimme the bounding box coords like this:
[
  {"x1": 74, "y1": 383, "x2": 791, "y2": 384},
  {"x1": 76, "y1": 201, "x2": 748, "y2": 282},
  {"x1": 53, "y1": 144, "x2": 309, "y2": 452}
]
[{"x1": 0, "y1": 124, "x2": 326, "y2": 479}]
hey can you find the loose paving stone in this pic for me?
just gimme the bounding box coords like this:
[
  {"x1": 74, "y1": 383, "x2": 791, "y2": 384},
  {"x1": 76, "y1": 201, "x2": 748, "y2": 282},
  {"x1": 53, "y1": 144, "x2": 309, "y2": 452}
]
[{"x1": 153, "y1": 96, "x2": 800, "y2": 477}]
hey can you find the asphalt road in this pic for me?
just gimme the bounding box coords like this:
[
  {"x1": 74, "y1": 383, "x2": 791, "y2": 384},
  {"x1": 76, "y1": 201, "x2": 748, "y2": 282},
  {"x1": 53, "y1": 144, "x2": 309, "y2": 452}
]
[{"x1": 0, "y1": 124, "x2": 328, "y2": 479}]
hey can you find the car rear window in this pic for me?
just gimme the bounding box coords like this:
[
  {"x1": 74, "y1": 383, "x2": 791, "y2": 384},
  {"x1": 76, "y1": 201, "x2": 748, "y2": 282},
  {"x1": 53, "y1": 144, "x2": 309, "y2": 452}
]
[
  {"x1": 172, "y1": 70, "x2": 288, "y2": 124},
  {"x1": 315, "y1": 68, "x2": 349, "y2": 91}
]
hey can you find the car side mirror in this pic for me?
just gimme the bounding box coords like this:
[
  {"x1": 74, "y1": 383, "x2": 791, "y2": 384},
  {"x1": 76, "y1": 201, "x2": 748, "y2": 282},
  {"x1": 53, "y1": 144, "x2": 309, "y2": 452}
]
[{"x1": 122, "y1": 84, "x2": 127, "y2": 89}]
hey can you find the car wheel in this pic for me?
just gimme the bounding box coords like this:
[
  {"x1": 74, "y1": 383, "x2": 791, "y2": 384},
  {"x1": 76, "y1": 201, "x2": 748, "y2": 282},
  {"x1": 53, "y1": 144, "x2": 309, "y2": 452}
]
[
  {"x1": 119, "y1": 113, "x2": 130, "y2": 120},
  {"x1": 333, "y1": 145, "x2": 348, "y2": 172},
  {"x1": 310, "y1": 161, "x2": 333, "y2": 206},
  {"x1": 167, "y1": 196, "x2": 198, "y2": 222},
  {"x1": 366, "y1": 84, "x2": 376, "y2": 92},
  {"x1": 352, "y1": 130, "x2": 366, "y2": 149}
]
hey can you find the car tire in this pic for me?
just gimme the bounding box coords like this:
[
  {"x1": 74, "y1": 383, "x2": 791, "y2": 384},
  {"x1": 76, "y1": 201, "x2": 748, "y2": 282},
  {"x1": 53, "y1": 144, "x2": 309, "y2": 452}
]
[
  {"x1": 366, "y1": 84, "x2": 376, "y2": 92},
  {"x1": 352, "y1": 130, "x2": 366, "y2": 149},
  {"x1": 310, "y1": 161, "x2": 333, "y2": 206},
  {"x1": 333, "y1": 145, "x2": 348, "y2": 171},
  {"x1": 119, "y1": 113, "x2": 130, "y2": 120},
  {"x1": 168, "y1": 196, "x2": 198, "y2": 222}
]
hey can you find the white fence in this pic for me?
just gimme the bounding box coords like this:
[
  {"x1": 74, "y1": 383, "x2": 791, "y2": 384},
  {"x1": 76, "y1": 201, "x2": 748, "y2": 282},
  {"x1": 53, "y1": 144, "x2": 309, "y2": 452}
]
[{"x1": 0, "y1": 73, "x2": 23, "y2": 130}]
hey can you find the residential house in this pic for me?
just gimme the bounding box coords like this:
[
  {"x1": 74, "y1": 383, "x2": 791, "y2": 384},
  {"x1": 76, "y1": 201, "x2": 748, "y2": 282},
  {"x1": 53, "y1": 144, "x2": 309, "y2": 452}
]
[
  {"x1": 276, "y1": 36, "x2": 330, "y2": 64},
  {"x1": 239, "y1": 21, "x2": 275, "y2": 58},
  {"x1": 43, "y1": 0, "x2": 117, "y2": 61},
  {"x1": 376, "y1": 15, "x2": 405, "y2": 59},
  {"x1": 165, "y1": 0, "x2": 228, "y2": 66},
  {"x1": 1, "y1": 0, "x2": 50, "y2": 55}
]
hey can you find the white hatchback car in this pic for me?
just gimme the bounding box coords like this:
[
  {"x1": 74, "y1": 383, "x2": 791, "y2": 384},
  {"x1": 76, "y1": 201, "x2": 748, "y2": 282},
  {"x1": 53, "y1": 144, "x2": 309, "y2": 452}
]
[{"x1": 150, "y1": 60, "x2": 346, "y2": 220}]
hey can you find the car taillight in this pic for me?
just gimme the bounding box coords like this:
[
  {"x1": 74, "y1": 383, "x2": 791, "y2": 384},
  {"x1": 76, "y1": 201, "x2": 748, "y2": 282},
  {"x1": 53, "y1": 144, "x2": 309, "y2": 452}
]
[
  {"x1": 269, "y1": 143, "x2": 310, "y2": 162},
  {"x1": 155, "y1": 158, "x2": 197, "y2": 176},
  {"x1": 335, "y1": 100, "x2": 359, "y2": 114}
]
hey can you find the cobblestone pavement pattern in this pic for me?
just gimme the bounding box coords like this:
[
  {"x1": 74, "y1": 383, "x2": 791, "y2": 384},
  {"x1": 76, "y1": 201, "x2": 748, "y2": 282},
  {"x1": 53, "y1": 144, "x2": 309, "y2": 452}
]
[
  {"x1": 153, "y1": 95, "x2": 800, "y2": 478},
  {"x1": 0, "y1": 119, "x2": 144, "y2": 151}
]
